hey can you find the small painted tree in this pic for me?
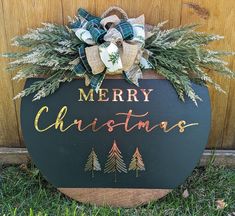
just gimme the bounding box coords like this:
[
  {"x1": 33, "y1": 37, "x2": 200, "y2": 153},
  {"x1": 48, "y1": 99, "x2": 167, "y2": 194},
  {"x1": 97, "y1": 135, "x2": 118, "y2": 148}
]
[
  {"x1": 84, "y1": 147, "x2": 101, "y2": 178},
  {"x1": 104, "y1": 140, "x2": 127, "y2": 182},
  {"x1": 128, "y1": 147, "x2": 145, "y2": 177}
]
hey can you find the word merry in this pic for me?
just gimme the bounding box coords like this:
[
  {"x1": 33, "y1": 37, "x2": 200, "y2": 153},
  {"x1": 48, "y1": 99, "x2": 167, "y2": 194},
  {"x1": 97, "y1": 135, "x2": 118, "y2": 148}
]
[
  {"x1": 78, "y1": 88, "x2": 154, "y2": 102},
  {"x1": 34, "y1": 106, "x2": 199, "y2": 133}
]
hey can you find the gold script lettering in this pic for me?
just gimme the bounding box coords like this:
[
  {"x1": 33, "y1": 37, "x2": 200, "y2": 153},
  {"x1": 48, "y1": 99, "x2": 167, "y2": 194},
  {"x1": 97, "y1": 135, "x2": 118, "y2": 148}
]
[
  {"x1": 34, "y1": 106, "x2": 77, "y2": 132},
  {"x1": 34, "y1": 106, "x2": 54, "y2": 132},
  {"x1": 34, "y1": 106, "x2": 199, "y2": 134}
]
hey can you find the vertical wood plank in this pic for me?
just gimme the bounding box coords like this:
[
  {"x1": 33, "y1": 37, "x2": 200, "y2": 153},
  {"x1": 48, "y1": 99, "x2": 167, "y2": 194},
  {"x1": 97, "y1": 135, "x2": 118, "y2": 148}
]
[
  {"x1": 2, "y1": 0, "x2": 64, "y2": 146},
  {"x1": 0, "y1": 0, "x2": 21, "y2": 147},
  {"x1": 121, "y1": 0, "x2": 182, "y2": 28},
  {"x1": 94, "y1": 0, "x2": 182, "y2": 28},
  {"x1": 181, "y1": 0, "x2": 235, "y2": 149},
  {"x1": 0, "y1": 0, "x2": 234, "y2": 149},
  {"x1": 61, "y1": 0, "x2": 96, "y2": 21},
  {"x1": 220, "y1": 1, "x2": 235, "y2": 149},
  {"x1": 95, "y1": 0, "x2": 123, "y2": 17},
  {"x1": 222, "y1": 68, "x2": 235, "y2": 149}
]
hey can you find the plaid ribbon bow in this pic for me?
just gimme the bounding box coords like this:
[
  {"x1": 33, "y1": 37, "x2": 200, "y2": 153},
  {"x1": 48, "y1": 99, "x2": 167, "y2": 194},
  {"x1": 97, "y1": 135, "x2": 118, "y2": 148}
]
[{"x1": 69, "y1": 8, "x2": 150, "y2": 92}]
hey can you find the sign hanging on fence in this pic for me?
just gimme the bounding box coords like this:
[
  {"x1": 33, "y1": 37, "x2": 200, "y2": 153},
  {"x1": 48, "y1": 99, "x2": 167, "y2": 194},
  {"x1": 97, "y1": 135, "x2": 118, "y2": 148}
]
[{"x1": 21, "y1": 78, "x2": 210, "y2": 191}]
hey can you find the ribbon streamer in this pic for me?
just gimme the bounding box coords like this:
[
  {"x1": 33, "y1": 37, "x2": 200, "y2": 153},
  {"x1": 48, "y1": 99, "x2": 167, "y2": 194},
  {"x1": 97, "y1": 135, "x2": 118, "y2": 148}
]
[{"x1": 124, "y1": 65, "x2": 143, "y2": 86}]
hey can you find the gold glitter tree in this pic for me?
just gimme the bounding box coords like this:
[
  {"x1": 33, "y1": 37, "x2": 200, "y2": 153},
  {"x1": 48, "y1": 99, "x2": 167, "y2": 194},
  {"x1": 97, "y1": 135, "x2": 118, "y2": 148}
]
[
  {"x1": 104, "y1": 140, "x2": 127, "y2": 182},
  {"x1": 128, "y1": 147, "x2": 145, "y2": 177},
  {"x1": 84, "y1": 147, "x2": 101, "y2": 178}
]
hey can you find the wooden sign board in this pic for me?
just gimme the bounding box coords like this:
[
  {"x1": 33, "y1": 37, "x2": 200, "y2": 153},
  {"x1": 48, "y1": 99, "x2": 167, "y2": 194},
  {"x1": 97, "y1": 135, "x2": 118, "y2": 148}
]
[{"x1": 21, "y1": 76, "x2": 210, "y2": 207}]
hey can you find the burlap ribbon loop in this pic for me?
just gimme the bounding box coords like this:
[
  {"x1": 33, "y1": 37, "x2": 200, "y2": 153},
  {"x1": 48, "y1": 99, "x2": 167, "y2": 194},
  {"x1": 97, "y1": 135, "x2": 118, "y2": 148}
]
[
  {"x1": 103, "y1": 28, "x2": 123, "y2": 42},
  {"x1": 120, "y1": 41, "x2": 139, "y2": 71},
  {"x1": 100, "y1": 15, "x2": 121, "y2": 30},
  {"x1": 85, "y1": 46, "x2": 105, "y2": 74}
]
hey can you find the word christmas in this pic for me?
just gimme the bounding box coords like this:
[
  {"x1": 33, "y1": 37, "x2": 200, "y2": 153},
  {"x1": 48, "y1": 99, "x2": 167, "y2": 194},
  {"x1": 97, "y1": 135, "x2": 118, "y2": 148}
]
[{"x1": 34, "y1": 106, "x2": 199, "y2": 134}]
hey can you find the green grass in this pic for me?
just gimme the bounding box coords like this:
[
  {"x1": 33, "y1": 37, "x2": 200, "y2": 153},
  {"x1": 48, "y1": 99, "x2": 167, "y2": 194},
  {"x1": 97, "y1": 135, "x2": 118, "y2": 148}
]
[{"x1": 0, "y1": 162, "x2": 234, "y2": 216}]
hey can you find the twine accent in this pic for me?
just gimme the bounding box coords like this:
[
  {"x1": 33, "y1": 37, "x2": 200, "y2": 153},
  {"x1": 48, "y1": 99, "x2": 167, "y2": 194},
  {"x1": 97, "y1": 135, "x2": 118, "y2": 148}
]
[{"x1": 101, "y1": 6, "x2": 129, "y2": 20}]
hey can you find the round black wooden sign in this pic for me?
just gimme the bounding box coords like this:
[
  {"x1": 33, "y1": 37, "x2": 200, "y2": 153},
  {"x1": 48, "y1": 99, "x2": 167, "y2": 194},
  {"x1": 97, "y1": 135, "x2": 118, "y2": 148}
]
[{"x1": 21, "y1": 78, "x2": 211, "y2": 206}]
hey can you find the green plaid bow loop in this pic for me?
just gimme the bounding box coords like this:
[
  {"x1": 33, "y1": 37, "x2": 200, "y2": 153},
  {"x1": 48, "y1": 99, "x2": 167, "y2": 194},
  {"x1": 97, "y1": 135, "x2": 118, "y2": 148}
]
[
  {"x1": 86, "y1": 72, "x2": 106, "y2": 92},
  {"x1": 73, "y1": 63, "x2": 86, "y2": 76},
  {"x1": 115, "y1": 21, "x2": 134, "y2": 40},
  {"x1": 89, "y1": 27, "x2": 106, "y2": 43},
  {"x1": 78, "y1": 44, "x2": 92, "y2": 73},
  {"x1": 77, "y1": 8, "x2": 98, "y2": 22}
]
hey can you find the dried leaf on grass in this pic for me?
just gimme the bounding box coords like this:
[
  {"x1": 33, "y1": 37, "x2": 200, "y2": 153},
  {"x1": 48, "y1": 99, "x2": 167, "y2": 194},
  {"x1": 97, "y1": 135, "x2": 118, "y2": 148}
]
[
  {"x1": 215, "y1": 199, "x2": 228, "y2": 209},
  {"x1": 182, "y1": 189, "x2": 189, "y2": 198}
]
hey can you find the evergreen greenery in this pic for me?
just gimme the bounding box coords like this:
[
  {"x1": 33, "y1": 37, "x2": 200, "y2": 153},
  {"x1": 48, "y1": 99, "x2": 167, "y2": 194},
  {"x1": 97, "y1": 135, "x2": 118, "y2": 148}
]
[
  {"x1": 2, "y1": 23, "x2": 82, "y2": 101},
  {"x1": 145, "y1": 23, "x2": 235, "y2": 105},
  {"x1": 1, "y1": 21, "x2": 234, "y2": 104},
  {"x1": 108, "y1": 51, "x2": 120, "y2": 65}
]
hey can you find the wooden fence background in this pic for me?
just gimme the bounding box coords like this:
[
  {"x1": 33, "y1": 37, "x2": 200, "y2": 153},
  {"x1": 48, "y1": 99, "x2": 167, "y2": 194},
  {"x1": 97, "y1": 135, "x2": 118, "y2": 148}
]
[{"x1": 0, "y1": 0, "x2": 234, "y2": 150}]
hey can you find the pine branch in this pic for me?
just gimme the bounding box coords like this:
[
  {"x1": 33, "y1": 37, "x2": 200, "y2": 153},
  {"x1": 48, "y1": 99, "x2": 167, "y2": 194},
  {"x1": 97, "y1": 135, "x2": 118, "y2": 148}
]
[
  {"x1": 146, "y1": 24, "x2": 235, "y2": 104},
  {"x1": 1, "y1": 22, "x2": 82, "y2": 101},
  {"x1": 13, "y1": 70, "x2": 76, "y2": 101},
  {"x1": 11, "y1": 23, "x2": 81, "y2": 48}
]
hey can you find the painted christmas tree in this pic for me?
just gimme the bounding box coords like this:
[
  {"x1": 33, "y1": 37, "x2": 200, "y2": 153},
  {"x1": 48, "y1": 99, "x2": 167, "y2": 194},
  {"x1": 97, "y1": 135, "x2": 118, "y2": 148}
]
[
  {"x1": 84, "y1": 147, "x2": 101, "y2": 178},
  {"x1": 128, "y1": 147, "x2": 145, "y2": 177},
  {"x1": 104, "y1": 140, "x2": 127, "y2": 182}
]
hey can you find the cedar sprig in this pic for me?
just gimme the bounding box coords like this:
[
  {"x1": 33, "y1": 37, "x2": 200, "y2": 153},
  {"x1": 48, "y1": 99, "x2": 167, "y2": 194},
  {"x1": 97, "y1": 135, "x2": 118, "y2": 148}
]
[
  {"x1": 145, "y1": 23, "x2": 235, "y2": 105},
  {"x1": 1, "y1": 23, "x2": 81, "y2": 101}
]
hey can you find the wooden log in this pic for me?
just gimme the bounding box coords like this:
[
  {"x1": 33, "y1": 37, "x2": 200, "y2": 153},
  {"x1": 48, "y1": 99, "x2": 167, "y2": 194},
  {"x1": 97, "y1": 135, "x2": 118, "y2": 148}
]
[
  {"x1": 199, "y1": 149, "x2": 235, "y2": 167},
  {"x1": 0, "y1": 147, "x2": 30, "y2": 164}
]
